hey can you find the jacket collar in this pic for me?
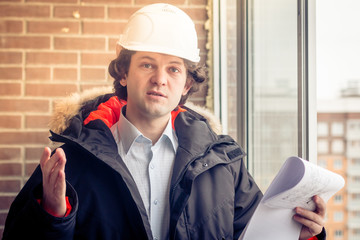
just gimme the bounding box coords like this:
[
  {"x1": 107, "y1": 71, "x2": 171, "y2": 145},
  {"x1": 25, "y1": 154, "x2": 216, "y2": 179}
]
[{"x1": 111, "y1": 106, "x2": 178, "y2": 154}]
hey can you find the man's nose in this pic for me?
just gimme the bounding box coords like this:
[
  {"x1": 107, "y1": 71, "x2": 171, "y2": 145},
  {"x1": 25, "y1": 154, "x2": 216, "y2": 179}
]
[{"x1": 151, "y1": 69, "x2": 167, "y2": 86}]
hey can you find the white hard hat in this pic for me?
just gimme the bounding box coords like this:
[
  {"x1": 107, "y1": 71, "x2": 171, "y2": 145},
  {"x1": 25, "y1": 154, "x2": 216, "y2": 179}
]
[{"x1": 117, "y1": 3, "x2": 200, "y2": 63}]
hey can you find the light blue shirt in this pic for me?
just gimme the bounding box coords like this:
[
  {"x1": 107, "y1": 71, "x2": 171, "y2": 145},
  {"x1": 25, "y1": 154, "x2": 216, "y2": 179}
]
[{"x1": 111, "y1": 107, "x2": 177, "y2": 240}]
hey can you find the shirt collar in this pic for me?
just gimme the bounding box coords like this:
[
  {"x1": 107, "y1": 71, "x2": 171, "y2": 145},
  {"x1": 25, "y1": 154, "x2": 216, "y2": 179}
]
[{"x1": 116, "y1": 106, "x2": 178, "y2": 155}]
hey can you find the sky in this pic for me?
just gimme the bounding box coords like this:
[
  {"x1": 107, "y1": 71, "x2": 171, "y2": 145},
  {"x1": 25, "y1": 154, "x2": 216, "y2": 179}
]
[{"x1": 316, "y1": 0, "x2": 360, "y2": 100}]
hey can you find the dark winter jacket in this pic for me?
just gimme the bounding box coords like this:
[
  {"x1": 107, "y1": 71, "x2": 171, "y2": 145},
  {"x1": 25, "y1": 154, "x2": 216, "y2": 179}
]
[{"x1": 3, "y1": 90, "x2": 262, "y2": 240}]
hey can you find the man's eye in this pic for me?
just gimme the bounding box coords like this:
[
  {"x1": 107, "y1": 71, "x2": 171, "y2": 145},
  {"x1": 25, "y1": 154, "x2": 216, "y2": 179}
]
[
  {"x1": 143, "y1": 64, "x2": 152, "y2": 68},
  {"x1": 170, "y1": 67, "x2": 180, "y2": 73}
]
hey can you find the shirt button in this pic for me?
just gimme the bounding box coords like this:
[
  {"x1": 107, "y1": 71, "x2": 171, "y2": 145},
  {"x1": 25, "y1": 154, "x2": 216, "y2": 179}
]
[
  {"x1": 154, "y1": 238, "x2": 159, "y2": 240},
  {"x1": 154, "y1": 199, "x2": 158, "y2": 205},
  {"x1": 150, "y1": 163, "x2": 155, "y2": 169}
]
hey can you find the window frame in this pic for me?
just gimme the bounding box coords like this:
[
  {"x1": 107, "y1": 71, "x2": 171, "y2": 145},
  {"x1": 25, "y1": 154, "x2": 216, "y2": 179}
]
[{"x1": 211, "y1": 0, "x2": 317, "y2": 172}]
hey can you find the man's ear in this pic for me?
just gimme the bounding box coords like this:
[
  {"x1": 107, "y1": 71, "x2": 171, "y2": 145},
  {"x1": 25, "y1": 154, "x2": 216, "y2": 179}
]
[
  {"x1": 119, "y1": 76, "x2": 127, "y2": 87},
  {"x1": 182, "y1": 81, "x2": 192, "y2": 96}
]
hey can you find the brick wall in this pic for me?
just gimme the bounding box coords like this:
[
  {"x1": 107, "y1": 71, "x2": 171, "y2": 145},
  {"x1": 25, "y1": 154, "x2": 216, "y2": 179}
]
[{"x1": 0, "y1": 0, "x2": 208, "y2": 234}]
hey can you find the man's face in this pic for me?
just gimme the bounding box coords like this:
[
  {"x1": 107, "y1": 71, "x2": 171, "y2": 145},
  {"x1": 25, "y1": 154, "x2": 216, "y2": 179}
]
[{"x1": 120, "y1": 51, "x2": 190, "y2": 122}]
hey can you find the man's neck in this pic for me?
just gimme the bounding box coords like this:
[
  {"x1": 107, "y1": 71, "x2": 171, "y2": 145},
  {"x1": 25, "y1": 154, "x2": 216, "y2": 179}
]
[{"x1": 124, "y1": 111, "x2": 170, "y2": 145}]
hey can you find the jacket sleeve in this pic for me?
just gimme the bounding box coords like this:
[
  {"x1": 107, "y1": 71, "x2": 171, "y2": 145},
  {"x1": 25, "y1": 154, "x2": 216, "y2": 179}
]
[
  {"x1": 310, "y1": 227, "x2": 326, "y2": 240},
  {"x1": 232, "y1": 156, "x2": 263, "y2": 239},
  {"x1": 2, "y1": 166, "x2": 78, "y2": 240}
]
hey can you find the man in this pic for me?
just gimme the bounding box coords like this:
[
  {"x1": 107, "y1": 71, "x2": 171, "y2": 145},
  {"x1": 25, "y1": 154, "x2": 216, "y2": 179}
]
[{"x1": 3, "y1": 3, "x2": 326, "y2": 240}]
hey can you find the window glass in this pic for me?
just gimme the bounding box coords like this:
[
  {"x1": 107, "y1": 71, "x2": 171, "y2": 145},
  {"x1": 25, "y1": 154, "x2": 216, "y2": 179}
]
[
  {"x1": 331, "y1": 122, "x2": 344, "y2": 136},
  {"x1": 334, "y1": 211, "x2": 344, "y2": 222},
  {"x1": 317, "y1": 140, "x2": 329, "y2": 154},
  {"x1": 333, "y1": 159, "x2": 343, "y2": 170},
  {"x1": 317, "y1": 158, "x2": 327, "y2": 168},
  {"x1": 335, "y1": 230, "x2": 343, "y2": 237},
  {"x1": 331, "y1": 140, "x2": 344, "y2": 154},
  {"x1": 247, "y1": 0, "x2": 298, "y2": 191},
  {"x1": 318, "y1": 122, "x2": 328, "y2": 136},
  {"x1": 316, "y1": 0, "x2": 360, "y2": 238},
  {"x1": 333, "y1": 194, "x2": 343, "y2": 204}
]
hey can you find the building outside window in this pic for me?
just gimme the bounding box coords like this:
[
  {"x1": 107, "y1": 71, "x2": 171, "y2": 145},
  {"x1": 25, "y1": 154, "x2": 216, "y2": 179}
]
[
  {"x1": 318, "y1": 122, "x2": 329, "y2": 136},
  {"x1": 318, "y1": 140, "x2": 329, "y2": 154},
  {"x1": 317, "y1": 0, "x2": 360, "y2": 239},
  {"x1": 335, "y1": 230, "x2": 344, "y2": 238},
  {"x1": 334, "y1": 211, "x2": 344, "y2": 222},
  {"x1": 333, "y1": 159, "x2": 343, "y2": 170},
  {"x1": 332, "y1": 140, "x2": 344, "y2": 154},
  {"x1": 213, "y1": 0, "x2": 359, "y2": 239},
  {"x1": 333, "y1": 194, "x2": 343, "y2": 204},
  {"x1": 331, "y1": 122, "x2": 344, "y2": 136}
]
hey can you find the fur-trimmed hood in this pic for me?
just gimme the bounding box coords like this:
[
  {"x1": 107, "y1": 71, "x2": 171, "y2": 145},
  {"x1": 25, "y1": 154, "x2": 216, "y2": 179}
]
[{"x1": 49, "y1": 87, "x2": 222, "y2": 135}]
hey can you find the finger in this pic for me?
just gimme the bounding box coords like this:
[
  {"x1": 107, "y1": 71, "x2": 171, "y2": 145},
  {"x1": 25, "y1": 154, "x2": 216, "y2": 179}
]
[
  {"x1": 295, "y1": 207, "x2": 324, "y2": 227},
  {"x1": 54, "y1": 169, "x2": 66, "y2": 197},
  {"x1": 40, "y1": 147, "x2": 52, "y2": 169},
  {"x1": 47, "y1": 152, "x2": 66, "y2": 190},
  {"x1": 293, "y1": 214, "x2": 322, "y2": 236},
  {"x1": 314, "y1": 195, "x2": 326, "y2": 217},
  {"x1": 42, "y1": 148, "x2": 65, "y2": 178}
]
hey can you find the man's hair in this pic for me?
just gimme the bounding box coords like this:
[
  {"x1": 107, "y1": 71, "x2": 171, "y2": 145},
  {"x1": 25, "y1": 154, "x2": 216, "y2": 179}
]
[{"x1": 108, "y1": 48, "x2": 207, "y2": 105}]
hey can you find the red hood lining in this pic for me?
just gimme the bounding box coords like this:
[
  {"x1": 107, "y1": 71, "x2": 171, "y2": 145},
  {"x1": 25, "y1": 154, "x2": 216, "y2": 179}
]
[{"x1": 83, "y1": 96, "x2": 187, "y2": 130}]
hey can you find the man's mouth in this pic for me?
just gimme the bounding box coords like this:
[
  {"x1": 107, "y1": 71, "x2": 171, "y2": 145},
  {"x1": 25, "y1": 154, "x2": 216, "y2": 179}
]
[{"x1": 147, "y1": 91, "x2": 166, "y2": 97}]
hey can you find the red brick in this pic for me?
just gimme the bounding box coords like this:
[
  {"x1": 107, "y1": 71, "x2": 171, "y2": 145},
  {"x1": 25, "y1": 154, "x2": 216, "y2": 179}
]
[
  {"x1": 82, "y1": 21, "x2": 124, "y2": 35},
  {"x1": 25, "y1": 115, "x2": 51, "y2": 129},
  {"x1": 79, "y1": 0, "x2": 131, "y2": 3},
  {"x1": 0, "y1": 67, "x2": 22, "y2": 80},
  {"x1": 0, "y1": 163, "x2": 22, "y2": 176},
  {"x1": 108, "y1": 38, "x2": 118, "y2": 51},
  {"x1": 0, "y1": 20, "x2": 23, "y2": 33},
  {"x1": 27, "y1": 21, "x2": 80, "y2": 34},
  {"x1": 80, "y1": 83, "x2": 112, "y2": 92},
  {"x1": 26, "y1": 52, "x2": 77, "y2": 65},
  {"x1": 27, "y1": 0, "x2": 77, "y2": 2},
  {"x1": 0, "y1": 83, "x2": 21, "y2": 96},
  {"x1": 0, "y1": 52, "x2": 22, "y2": 64},
  {"x1": 25, "y1": 162, "x2": 38, "y2": 176},
  {"x1": 54, "y1": 6, "x2": 105, "y2": 18},
  {"x1": 195, "y1": 24, "x2": 207, "y2": 39},
  {"x1": 53, "y1": 68, "x2": 77, "y2": 81},
  {"x1": 189, "y1": 0, "x2": 207, "y2": 5},
  {"x1": 81, "y1": 68, "x2": 106, "y2": 81},
  {"x1": 25, "y1": 67, "x2": 51, "y2": 81},
  {"x1": 81, "y1": 53, "x2": 115, "y2": 66},
  {"x1": 0, "y1": 36, "x2": 50, "y2": 49},
  {"x1": 0, "y1": 99, "x2": 49, "y2": 112},
  {"x1": 0, "y1": 212, "x2": 9, "y2": 226},
  {"x1": 0, "y1": 115, "x2": 21, "y2": 129},
  {"x1": 135, "y1": 0, "x2": 185, "y2": 4},
  {"x1": 108, "y1": 7, "x2": 139, "y2": 20},
  {"x1": 182, "y1": 8, "x2": 207, "y2": 21},
  {"x1": 0, "y1": 196, "x2": 16, "y2": 211},
  {"x1": 0, "y1": 180, "x2": 21, "y2": 192},
  {"x1": 25, "y1": 147, "x2": 44, "y2": 160},
  {"x1": 0, "y1": 132, "x2": 49, "y2": 145},
  {"x1": 25, "y1": 83, "x2": 78, "y2": 97},
  {"x1": 54, "y1": 37, "x2": 105, "y2": 50},
  {"x1": 0, "y1": 5, "x2": 50, "y2": 18},
  {"x1": 198, "y1": 38, "x2": 207, "y2": 55},
  {"x1": 0, "y1": 147, "x2": 21, "y2": 161}
]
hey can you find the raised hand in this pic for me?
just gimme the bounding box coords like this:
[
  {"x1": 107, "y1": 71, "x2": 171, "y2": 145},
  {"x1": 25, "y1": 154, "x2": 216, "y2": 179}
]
[{"x1": 39, "y1": 147, "x2": 67, "y2": 217}]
